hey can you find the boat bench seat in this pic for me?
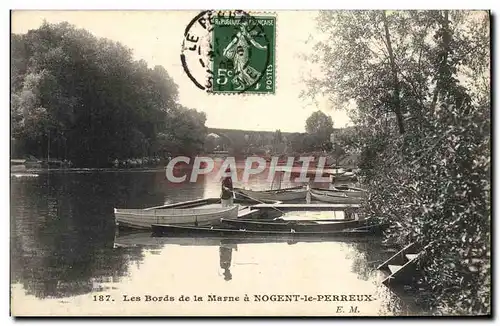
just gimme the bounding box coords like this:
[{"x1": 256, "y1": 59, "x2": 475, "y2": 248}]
[
  {"x1": 405, "y1": 254, "x2": 419, "y2": 261},
  {"x1": 388, "y1": 264, "x2": 403, "y2": 274},
  {"x1": 238, "y1": 209, "x2": 260, "y2": 218}
]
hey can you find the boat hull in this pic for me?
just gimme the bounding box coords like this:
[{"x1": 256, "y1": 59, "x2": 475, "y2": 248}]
[
  {"x1": 220, "y1": 217, "x2": 369, "y2": 232},
  {"x1": 114, "y1": 205, "x2": 238, "y2": 229},
  {"x1": 151, "y1": 224, "x2": 375, "y2": 238},
  {"x1": 310, "y1": 189, "x2": 362, "y2": 204},
  {"x1": 311, "y1": 187, "x2": 366, "y2": 198},
  {"x1": 114, "y1": 197, "x2": 283, "y2": 229},
  {"x1": 235, "y1": 186, "x2": 307, "y2": 202}
]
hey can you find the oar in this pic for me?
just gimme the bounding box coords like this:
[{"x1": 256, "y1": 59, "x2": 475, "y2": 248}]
[{"x1": 232, "y1": 189, "x2": 285, "y2": 215}]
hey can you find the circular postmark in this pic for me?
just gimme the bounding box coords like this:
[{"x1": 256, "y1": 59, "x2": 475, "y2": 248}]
[{"x1": 181, "y1": 10, "x2": 272, "y2": 94}]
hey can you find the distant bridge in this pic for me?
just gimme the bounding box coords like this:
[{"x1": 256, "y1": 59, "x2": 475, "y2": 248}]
[
  {"x1": 206, "y1": 127, "x2": 347, "y2": 146},
  {"x1": 205, "y1": 127, "x2": 358, "y2": 165},
  {"x1": 206, "y1": 128, "x2": 298, "y2": 147}
]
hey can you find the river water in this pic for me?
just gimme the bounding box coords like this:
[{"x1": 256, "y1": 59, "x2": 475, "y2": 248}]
[{"x1": 10, "y1": 167, "x2": 423, "y2": 316}]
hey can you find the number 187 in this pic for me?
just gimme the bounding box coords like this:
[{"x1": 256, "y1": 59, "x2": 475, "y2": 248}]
[{"x1": 93, "y1": 295, "x2": 112, "y2": 302}]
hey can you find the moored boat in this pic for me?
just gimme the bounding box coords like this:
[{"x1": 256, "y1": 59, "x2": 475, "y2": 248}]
[
  {"x1": 151, "y1": 223, "x2": 375, "y2": 238},
  {"x1": 235, "y1": 169, "x2": 308, "y2": 202},
  {"x1": 309, "y1": 188, "x2": 362, "y2": 204},
  {"x1": 311, "y1": 186, "x2": 366, "y2": 198},
  {"x1": 114, "y1": 197, "x2": 284, "y2": 230},
  {"x1": 234, "y1": 186, "x2": 308, "y2": 202},
  {"x1": 333, "y1": 184, "x2": 367, "y2": 192},
  {"x1": 114, "y1": 205, "x2": 238, "y2": 230},
  {"x1": 220, "y1": 217, "x2": 370, "y2": 232}
]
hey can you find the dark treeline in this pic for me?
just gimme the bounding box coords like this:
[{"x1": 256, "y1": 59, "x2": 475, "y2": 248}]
[{"x1": 11, "y1": 22, "x2": 207, "y2": 167}]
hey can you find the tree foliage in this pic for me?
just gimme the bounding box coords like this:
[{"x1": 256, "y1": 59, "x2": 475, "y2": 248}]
[
  {"x1": 307, "y1": 10, "x2": 490, "y2": 315},
  {"x1": 305, "y1": 110, "x2": 334, "y2": 150},
  {"x1": 11, "y1": 22, "x2": 207, "y2": 166}
]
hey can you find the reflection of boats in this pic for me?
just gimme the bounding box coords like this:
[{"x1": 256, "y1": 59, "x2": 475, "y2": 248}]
[
  {"x1": 11, "y1": 157, "x2": 42, "y2": 172},
  {"x1": 311, "y1": 186, "x2": 366, "y2": 198},
  {"x1": 220, "y1": 217, "x2": 370, "y2": 232},
  {"x1": 114, "y1": 197, "x2": 283, "y2": 230},
  {"x1": 151, "y1": 223, "x2": 374, "y2": 238},
  {"x1": 11, "y1": 159, "x2": 27, "y2": 172},
  {"x1": 113, "y1": 231, "x2": 224, "y2": 248},
  {"x1": 113, "y1": 230, "x2": 378, "y2": 249},
  {"x1": 11, "y1": 173, "x2": 39, "y2": 178},
  {"x1": 309, "y1": 188, "x2": 362, "y2": 204},
  {"x1": 235, "y1": 186, "x2": 308, "y2": 202}
]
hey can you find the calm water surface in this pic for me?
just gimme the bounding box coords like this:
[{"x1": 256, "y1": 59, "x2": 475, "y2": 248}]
[{"x1": 10, "y1": 168, "x2": 423, "y2": 316}]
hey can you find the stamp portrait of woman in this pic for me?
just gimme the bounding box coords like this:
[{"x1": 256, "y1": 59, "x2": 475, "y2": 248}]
[{"x1": 222, "y1": 21, "x2": 267, "y2": 90}]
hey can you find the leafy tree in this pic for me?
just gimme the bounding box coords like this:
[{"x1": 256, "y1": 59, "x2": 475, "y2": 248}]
[
  {"x1": 11, "y1": 22, "x2": 206, "y2": 166},
  {"x1": 161, "y1": 106, "x2": 207, "y2": 156},
  {"x1": 305, "y1": 110, "x2": 334, "y2": 150},
  {"x1": 306, "y1": 10, "x2": 490, "y2": 314}
]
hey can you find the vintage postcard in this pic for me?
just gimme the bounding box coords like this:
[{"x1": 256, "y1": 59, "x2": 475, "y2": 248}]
[{"x1": 10, "y1": 9, "x2": 491, "y2": 317}]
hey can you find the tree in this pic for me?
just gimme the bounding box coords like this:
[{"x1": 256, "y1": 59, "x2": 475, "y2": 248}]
[
  {"x1": 305, "y1": 10, "x2": 490, "y2": 314},
  {"x1": 11, "y1": 22, "x2": 206, "y2": 166},
  {"x1": 161, "y1": 105, "x2": 207, "y2": 156},
  {"x1": 305, "y1": 110, "x2": 334, "y2": 150}
]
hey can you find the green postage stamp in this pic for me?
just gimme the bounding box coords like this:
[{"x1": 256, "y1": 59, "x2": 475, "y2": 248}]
[
  {"x1": 211, "y1": 14, "x2": 276, "y2": 94},
  {"x1": 181, "y1": 10, "x2": 276, "y2": 94}
]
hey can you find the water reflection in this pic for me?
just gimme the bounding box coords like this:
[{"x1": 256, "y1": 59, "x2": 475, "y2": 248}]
[
  {"x1": 11, "y1": 169, "x2": 422, "y2": 315},
  {"x1": 219, "y1": 244, "x2": 236, "y2": 281},
  {"x1": 110, "y1": 232, "x2": 419, "y2": 315},
  {"x1": 10, "y1": 170, "x2": 207, "y2": 299}
]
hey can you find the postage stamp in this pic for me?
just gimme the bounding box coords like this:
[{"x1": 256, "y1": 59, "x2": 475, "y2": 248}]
[
  {"x1": 181, "y1": 10, "x2": 276, "y2": 94},
  {"x1": 211, "y1": 14, "x2": 276, "y2": 94}
]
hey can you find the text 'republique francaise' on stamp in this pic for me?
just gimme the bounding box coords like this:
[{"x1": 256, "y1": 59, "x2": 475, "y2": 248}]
[{"x1": 181, "y1": 10, "x2": 276, "y2": 95}]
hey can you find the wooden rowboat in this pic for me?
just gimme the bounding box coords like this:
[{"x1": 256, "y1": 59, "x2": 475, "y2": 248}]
[
  {"x1": 333, "y1": 184, "x2": 367, "y2": 192},
  {"x1": 114, "y1": 201, "x2": 239, "y2": 230},
  {"x1": 220, "y1": 217, "x2": 370, "y2": 232},
  {"x1": 151, "y1": 224, "x2": 374, "y2": 238},
  {"x1": 309, "y1": 188, "x2": 362, "y2": 204},
  {"x1": 235, "y1": 170, "x2": 307, "y2": 202},
  {"x1": 114, "y1": 197, "x2": 284, "y2": 230},
  {"x1": 235, "y1": 186, "x2": 308, "y2": 202},
  {"x1": 311, "y1": 186, "x2": 366, "y2": 198}
]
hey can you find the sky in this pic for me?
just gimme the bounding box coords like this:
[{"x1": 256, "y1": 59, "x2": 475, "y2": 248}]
[{"x1": 11, "y1": 10, "x2": 352, "y2": 132}]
